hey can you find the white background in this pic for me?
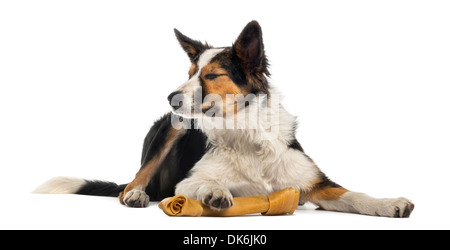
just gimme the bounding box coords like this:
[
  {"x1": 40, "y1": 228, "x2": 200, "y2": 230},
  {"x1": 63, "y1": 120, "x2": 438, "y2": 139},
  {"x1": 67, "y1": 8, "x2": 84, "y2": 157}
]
[{"x1": 1, "y1": 0, "x2": 449, "y2": 229}]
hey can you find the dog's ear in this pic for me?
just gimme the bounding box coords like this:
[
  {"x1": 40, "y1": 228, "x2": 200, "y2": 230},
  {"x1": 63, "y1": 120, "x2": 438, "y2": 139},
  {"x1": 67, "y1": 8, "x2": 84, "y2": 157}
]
[
  {"x1": 233, "y1": 21, "x2": 268, "y2": 75},
  {"x1": 174, "y1": 29, "x2": 208, "y2": 62}
]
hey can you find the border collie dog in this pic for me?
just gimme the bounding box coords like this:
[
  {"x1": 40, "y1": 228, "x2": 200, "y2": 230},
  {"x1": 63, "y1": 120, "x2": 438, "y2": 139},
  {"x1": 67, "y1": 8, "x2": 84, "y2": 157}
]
[{"x1": 35, "y1": 21, "x2": 414, "y2": 217}]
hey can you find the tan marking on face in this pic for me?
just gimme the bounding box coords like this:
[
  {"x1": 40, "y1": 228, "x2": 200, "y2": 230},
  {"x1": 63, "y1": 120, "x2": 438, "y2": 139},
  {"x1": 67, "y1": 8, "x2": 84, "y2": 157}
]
[
  {"x1": 200, "y1": 62, "x2": 251, "y2": 115},
  {"x1": 188, "y1": 64, "x2": 197, "y2": 77}
]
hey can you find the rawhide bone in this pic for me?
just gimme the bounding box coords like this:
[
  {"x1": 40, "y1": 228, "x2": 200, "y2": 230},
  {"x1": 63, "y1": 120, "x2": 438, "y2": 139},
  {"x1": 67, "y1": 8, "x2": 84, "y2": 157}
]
[{"x1": 158, "y1": 187, "x2": 300, "y2": 217}]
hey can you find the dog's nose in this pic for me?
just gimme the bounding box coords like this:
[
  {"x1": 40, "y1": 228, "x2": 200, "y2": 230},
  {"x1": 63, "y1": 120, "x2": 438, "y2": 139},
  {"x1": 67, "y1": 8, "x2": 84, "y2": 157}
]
[
  {"x1": 167, "y1": 90, "x2": 183, "y2": 108},
  {"x1": 167, "y1": 90, "x2": 182, "y2": 102}
]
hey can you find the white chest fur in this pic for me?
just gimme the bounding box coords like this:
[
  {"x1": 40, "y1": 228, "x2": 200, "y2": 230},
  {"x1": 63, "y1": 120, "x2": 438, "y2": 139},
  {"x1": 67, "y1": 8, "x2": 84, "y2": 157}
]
[
  {"x1": 175, "y1": 98, "x2": 320, "y2": 199},
  {"x1": 201, "y1": 142, "x2": 318, "y2": 197}
]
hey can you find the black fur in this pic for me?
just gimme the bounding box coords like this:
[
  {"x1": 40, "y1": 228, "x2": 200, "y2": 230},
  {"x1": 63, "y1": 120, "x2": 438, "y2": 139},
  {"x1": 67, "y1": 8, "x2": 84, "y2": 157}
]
[
  {"x1": 316, "y1": 171, "x2": 342, "y2": 189},
  {"x1": 76, "y1": 181, "x2": 127, "y2": 197},
  {"x1": 140, "y1": 113, "x2": 175, "y2": 168},
  {"x1": 145, "y1": 117, "x2": 207, "y2": 200},
  {"x1": 233, "y1": 21, "x2": 269, "y2": 75},
  {"x1": 212, "y1": 48, "x2": 248, "y2": 87},
  {"x1": 288, "y1": 138, "x2": 304, "y2": 152},
  {"x1": 174, "y1": 28, "x2": 209, "y2": 62}
]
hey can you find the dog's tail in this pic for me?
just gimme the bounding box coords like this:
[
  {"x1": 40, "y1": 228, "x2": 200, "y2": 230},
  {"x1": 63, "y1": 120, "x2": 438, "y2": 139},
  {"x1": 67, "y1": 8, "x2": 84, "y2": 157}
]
[{"x1": 33, "y1": 176, "x2": 127, "y2": 197}]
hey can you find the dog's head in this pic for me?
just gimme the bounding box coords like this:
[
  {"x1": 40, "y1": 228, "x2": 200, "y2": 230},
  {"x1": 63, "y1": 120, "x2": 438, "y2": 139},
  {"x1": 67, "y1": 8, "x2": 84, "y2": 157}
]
[{"x1": 168, "y1": 21, "x2": 270, "y2": 119}]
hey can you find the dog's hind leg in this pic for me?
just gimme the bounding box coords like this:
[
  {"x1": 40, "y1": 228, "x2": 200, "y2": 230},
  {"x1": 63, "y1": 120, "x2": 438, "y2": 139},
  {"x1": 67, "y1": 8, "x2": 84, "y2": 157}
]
[{"x1": 305, "y1": 175, "x2": 414, "y2": 218}]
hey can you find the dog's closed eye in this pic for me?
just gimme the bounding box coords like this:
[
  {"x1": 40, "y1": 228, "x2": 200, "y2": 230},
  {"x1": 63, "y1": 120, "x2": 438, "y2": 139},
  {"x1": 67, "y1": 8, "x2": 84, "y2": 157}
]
[{"x1": 204, "y1": 74, "x2": 227, "y2": 80}]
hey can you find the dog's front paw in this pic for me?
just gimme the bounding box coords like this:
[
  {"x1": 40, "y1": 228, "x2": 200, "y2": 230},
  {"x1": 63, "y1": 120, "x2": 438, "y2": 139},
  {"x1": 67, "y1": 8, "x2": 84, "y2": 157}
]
[
  {"x1": 121, "y1": 189, "x2": 150, "y2": 208},
  {"x1": 200, "y1": 186, "x2": 234, "y2": 210}
]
